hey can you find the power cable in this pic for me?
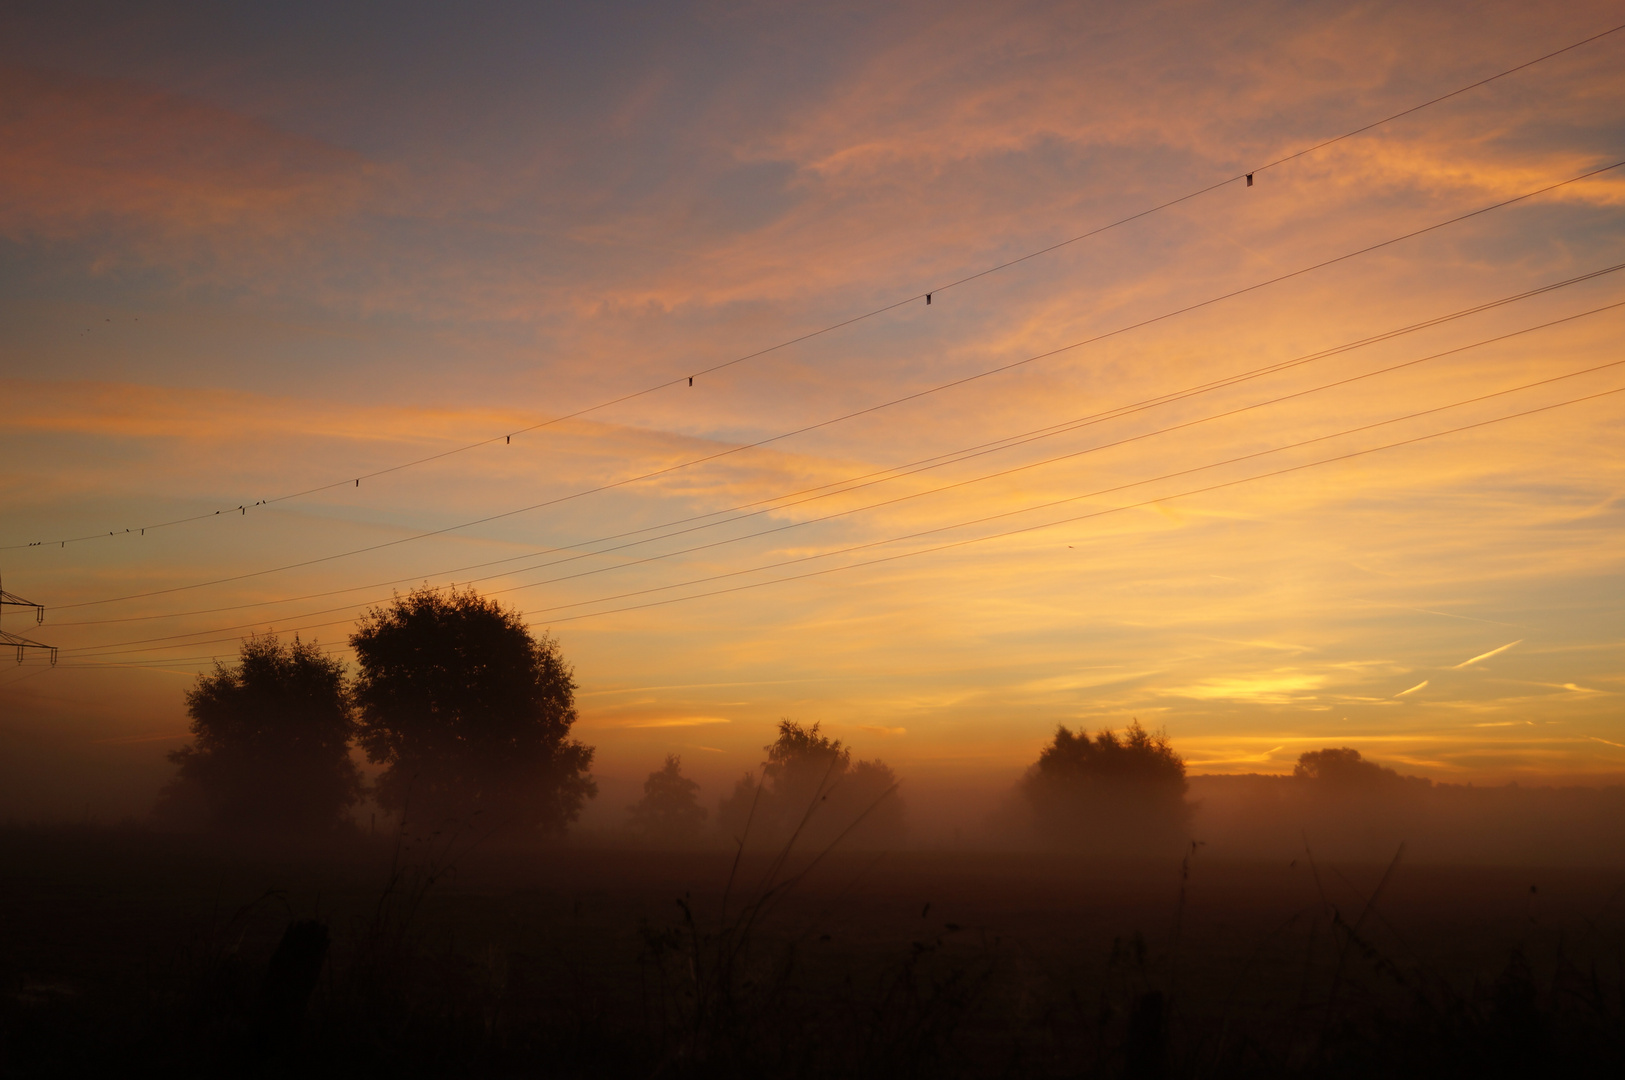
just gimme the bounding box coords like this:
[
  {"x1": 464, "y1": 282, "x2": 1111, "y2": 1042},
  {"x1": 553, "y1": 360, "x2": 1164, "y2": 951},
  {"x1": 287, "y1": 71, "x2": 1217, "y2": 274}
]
[
  {"x1": 49, "y1": 259, "x2": 1625, "y2": 631},
  {"x1": 430, "y1": 299, "x2": 1625, "y2": 602},
  {"x1": 50, "y1": 159, "x2": 1625, "y2": 612},
  {"x1": 41, "y1": 258, "x2": 1625, "y2": 636},
  {"x1": 62, "y1": 362, "x2": 1624, "y2": 660},
  {"x1": 532, "y1": 384, "x2": 1625, "y2": 626},
  {"x1": 65, "y1": 374, "x2": 1624, "y2": 658},
  {"x1": 11, "y1": 19, "x2": 1622, "y2": 555},
  {"x1": 482, "y1": 365, "x2": 1625, "y2": 618},
  {"x1": 56, "y1": 297, "x2": 1625, "y2": 654}
]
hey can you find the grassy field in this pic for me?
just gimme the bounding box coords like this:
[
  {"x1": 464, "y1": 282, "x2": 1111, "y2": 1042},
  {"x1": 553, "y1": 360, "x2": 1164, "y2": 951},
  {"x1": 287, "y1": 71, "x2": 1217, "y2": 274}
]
[{"x1": 2, "y1": 825, "x2": 1621, "y2": 1077}]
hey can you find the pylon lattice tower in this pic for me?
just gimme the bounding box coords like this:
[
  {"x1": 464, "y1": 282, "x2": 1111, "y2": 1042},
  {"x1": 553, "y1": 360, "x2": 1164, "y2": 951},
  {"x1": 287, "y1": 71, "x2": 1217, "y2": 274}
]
[{"x1": 0, "y1": 574, "x2": 56, "y2": 665}]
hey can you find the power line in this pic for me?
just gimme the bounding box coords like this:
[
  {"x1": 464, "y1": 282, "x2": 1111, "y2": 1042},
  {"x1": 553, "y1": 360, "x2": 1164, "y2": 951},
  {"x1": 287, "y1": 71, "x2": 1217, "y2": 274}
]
[
  {"x1": 367, "y1": 288, "x2": 1625, "y2": 605},
  {"x1": 886, "y1": 21, "x2": 1625, "y2": 299},
  {"x1": 531, "y1": 385, "x2": 1625, "y2": 626},
  {"x1": 62, "y1": 362, "x2": 1624, "y2": 661},
  {"x1": 1248, "y1": 20, "x2": 1625, "y2": 175},
  {"x1": 63, "y1": 648, "x2": 350, "y2": 671},
  {"x1": 57, "y1": 297, "x2": 1625, "y2": 654},
  {"x1": 63, "y1": 375, "x2": 1625, "y2": 659},
  {"x1": 0, "y1": 664, "x2": 57, "y2": 688},
  {"x1": 49, "y1": 260, "x2": 1625, "y2": 632},
  {"x1": 50, "y1": 159, "x2": 1625, "y2": 612},
  {"x1": 11, "y1": 19, "x2": 1622, "y2": 556},
  {"x1": 507, "y1": 365, "x2": 1625, "y2": 618},
  {"x1": 462, "y1": 301, "x2": 1625, "y2": 603}
]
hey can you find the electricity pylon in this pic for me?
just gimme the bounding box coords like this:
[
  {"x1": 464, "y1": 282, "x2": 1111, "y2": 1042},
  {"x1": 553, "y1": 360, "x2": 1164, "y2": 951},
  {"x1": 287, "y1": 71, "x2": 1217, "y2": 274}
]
[{"x1": 0, "y1": 574, "x2": 56, "y2": 665}]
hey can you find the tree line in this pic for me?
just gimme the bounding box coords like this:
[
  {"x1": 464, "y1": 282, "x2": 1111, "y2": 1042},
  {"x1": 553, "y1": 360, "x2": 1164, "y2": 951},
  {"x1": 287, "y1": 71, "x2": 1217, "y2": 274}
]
[
  {"x1": 156, "y1": 582, "x2": 1423, "y2": 852},
  {"x1": 158, "y1": 586, "x2": 595, "y2": 835},
  {"x1": 626, "y1": 720, "x2": 907, "y2": 848},
  {"x1": 155, "y1": 585, "x2": 913, "y2": 848}
]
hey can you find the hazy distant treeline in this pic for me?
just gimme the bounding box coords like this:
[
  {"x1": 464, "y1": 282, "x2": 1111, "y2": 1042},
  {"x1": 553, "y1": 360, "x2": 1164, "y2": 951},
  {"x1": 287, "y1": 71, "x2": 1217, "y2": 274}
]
[
  {"x1": 1191, "y1": 751, "x2": 1625, "y2": 865},
  {"x1": 148, "y1": 585, "x2": 1624, "y2": 865},
  {"x1": 621, "y1": 721, "x2": 905, "y2": 851}
]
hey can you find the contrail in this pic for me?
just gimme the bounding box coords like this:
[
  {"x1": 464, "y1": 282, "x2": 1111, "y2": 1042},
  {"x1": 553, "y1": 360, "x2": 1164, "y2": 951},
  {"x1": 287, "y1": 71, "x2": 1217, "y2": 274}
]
[{"x1": 1452, "y1": 640, "x2": 1523, "y2": 669}]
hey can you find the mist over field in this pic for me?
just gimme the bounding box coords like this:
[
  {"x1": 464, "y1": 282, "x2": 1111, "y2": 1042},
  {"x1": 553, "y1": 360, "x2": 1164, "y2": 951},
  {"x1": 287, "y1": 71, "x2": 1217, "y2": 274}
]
[{"x1": 5, "y1": 693, "x2": 1623, "y2": 872}]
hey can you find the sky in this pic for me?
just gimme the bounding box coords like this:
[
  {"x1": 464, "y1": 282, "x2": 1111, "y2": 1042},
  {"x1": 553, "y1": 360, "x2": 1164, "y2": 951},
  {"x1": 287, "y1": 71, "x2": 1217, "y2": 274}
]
[{"x1": 1, "y1": 0, "x2": 1622, "y2": 824}]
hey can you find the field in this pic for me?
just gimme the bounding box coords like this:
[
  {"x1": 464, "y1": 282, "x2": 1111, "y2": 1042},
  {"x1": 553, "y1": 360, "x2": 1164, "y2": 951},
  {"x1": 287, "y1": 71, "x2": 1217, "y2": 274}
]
[{"x1": 3, "y1": 826, "x2": 1622, "y2": 1078}]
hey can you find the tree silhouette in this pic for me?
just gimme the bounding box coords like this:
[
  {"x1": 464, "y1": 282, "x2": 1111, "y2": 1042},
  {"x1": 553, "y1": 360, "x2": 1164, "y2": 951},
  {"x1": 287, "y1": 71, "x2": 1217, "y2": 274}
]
[
  {"x1": 1019, "y1": 721, "x2": 1189, "y2": 853},
  {"x1": 627, "y1": 754, "x2": 708, "y2": 843},
  {"x1": 761, "y1": 719, "x2": 850, "y2": 832},
  {"x1": 1293, "y1": 747, "x2": 1432, "y2": 824},
  {"x1": 156, "y1": 635, "x2": 360, "y2": 832},
  {"x1": 350, "y1": 587, "x2": 596, "y2": 833},
  {"x1": 716, "y1": 720, "x2": 903, "y2": 849},
  {"x1": 1294, "y1": 747, "x2": 1423, "y2": 789},
  {"x1": 842, "y1": 758, "x2": 904, "y2": 843}
]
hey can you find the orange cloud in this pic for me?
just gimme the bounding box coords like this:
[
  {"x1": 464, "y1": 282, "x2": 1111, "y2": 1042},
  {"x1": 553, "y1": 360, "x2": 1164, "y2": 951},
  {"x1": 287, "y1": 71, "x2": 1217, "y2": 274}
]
[{"x1": 0, "y1": 65, "x2": 376, "y2": 267}]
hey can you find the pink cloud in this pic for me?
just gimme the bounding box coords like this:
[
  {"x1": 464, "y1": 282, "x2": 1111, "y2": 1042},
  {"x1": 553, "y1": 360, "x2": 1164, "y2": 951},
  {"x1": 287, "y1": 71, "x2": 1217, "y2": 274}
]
[{"x1": 0, "y1": 65, "x2": 377, "y2": 267}]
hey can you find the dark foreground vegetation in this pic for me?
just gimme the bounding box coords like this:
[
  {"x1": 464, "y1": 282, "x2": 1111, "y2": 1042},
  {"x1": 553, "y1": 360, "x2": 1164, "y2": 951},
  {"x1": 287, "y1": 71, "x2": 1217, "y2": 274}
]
[{"x1": 3, "y1": 825, "x2": 1622, "y2": 1079}]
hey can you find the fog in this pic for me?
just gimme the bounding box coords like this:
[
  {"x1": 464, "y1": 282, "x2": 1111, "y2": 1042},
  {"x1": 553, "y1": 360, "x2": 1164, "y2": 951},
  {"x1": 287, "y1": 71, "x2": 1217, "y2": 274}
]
[
  {"x1": 8, "y1": 710, "x2": 1625, "y2": 1077},
  {"x1": 6, "y1": 709, "x2": 1621, "y2": 870},
  {"x1": 1185, "y1": 773, "x2": 1625, "y2": 866}
]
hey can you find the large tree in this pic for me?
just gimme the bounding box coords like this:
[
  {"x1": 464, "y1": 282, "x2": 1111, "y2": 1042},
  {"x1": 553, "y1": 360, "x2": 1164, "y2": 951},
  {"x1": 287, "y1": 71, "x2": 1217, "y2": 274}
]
[
  {"x1": 1018, "y1": 721, "x2": 1189, "y2": 854},
  {"x1": 350, "y1": 587, "x2": 596, "y2": 832},
  {"x1": 157, "y1": 635, "x2": 361, "y2": 832}
]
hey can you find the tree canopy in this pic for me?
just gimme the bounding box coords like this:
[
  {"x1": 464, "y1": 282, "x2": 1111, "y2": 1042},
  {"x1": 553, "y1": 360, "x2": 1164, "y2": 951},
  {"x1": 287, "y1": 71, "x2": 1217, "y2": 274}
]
[
  {"x1": 716, "y1": 721, "x2": 903, "y2": 850},
  {"x1": 1018, "y1": 721, "x2": 1189, "y2": 853},
  {"x1": 350, "y1": 587, "x2": 596, "y2": 833},
  {"x1": 157, "y1": 635, "x2": 361, "y2": 833},
  {"x1": 1294, "y1": 747, "x2": 1430, "y2": 792},
  {"x1": 627, "y1": 754, "x2": 708, "y2": 843}
]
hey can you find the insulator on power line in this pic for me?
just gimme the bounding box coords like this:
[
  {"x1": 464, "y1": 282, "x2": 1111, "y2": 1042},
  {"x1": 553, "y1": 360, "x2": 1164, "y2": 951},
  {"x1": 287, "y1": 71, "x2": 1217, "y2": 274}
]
[
  {"x1": 1, "y1": 579, "x2": 55, "y2": 663},
  {"x1": 1246, "y1": 173, "x2": 1254, "y2": 187},
  {"x1": 688, "y1": 376, "x2": 693, "y2": 386},
  {"x1": 506, "y1": 435, "x2": 510, "y2": 444},
  {"x1": 926, "y1": 293, "x2": 932, "y2": 305}
]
